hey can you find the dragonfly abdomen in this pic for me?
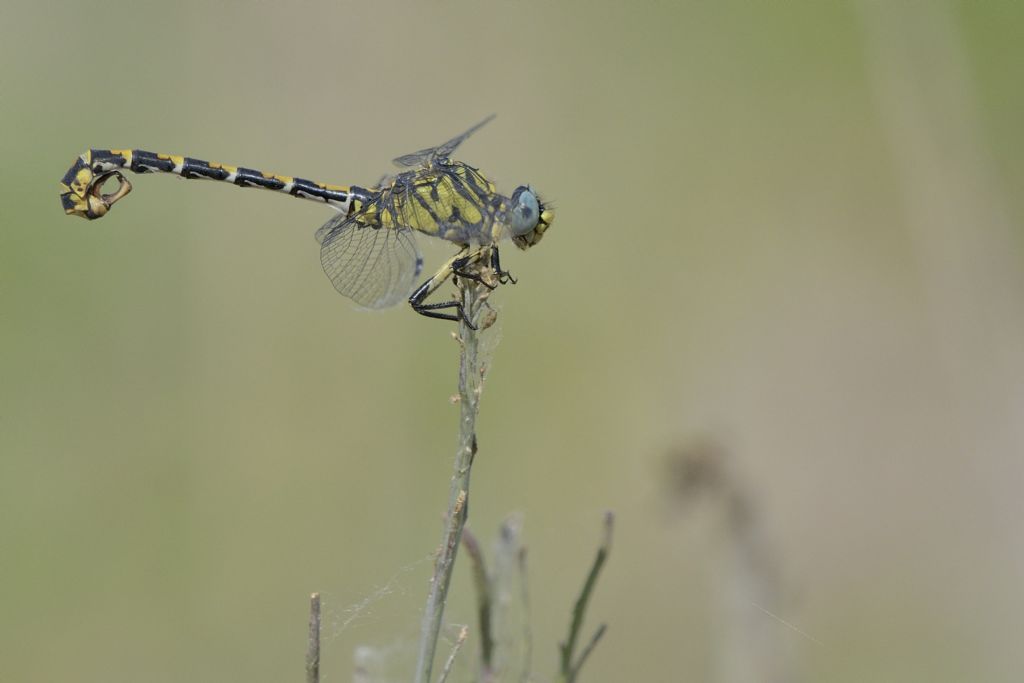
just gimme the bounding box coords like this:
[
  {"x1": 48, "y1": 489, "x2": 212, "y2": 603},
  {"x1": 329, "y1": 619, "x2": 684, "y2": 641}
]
[{"x1": 60, "y1": 149, "x2": 355, "y2": 219}]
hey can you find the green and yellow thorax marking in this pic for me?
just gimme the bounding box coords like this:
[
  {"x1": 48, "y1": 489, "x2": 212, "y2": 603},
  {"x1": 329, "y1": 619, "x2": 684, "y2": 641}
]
[{"x1": 364, "y1": 163, "x2": 504, "y2": 244}]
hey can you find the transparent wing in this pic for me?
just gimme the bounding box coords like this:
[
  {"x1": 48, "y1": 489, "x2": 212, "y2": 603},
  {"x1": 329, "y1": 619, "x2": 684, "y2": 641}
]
[
  {"x1": 392, "y1": 114, "x2": 496, "y2": 168},
  {"x1": 316, "y1": 211, "x2": 423, "y2": 309}
]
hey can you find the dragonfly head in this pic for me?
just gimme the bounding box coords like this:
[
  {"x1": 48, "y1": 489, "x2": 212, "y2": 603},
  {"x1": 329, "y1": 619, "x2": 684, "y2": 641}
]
[{"x1": 509, "y1": 185, "x2": 554, "y2": 250}]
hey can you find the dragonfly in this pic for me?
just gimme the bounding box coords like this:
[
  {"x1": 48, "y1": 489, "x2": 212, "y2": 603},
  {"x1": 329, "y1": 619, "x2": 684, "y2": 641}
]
[{"x1": 59, "y1": 116, "x2": 554, "y2": 327}]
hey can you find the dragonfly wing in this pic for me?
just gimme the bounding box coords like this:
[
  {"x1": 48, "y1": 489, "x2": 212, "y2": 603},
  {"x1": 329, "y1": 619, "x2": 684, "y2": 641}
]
[
  {"x1": 316, "y1": 211, "x2": 423, "y2": 309},
  {"x1": 392, "y1": 114, "x2": 496, "y2": 168}
]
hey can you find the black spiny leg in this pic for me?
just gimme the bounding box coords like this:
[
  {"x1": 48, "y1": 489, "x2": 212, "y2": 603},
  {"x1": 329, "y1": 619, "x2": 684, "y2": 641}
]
[
  {"x1": 452, "y1": 253, "x2": 497, "y2": 290},
  {"x1": 409, "y1": 279, "x2": 470, "y2": 326},
  {"x1": 490, "y1": 247, "x2": 516, "y2": 285},
  {"x1": 409, "y1": 248, "x2": 478, "y2": 329},
  {"x1": 408, "y1": 246, "x2": 517, "y2": 329},
  {"x1": 409, "y1": 295, "x2": 470, "y2": 326}
]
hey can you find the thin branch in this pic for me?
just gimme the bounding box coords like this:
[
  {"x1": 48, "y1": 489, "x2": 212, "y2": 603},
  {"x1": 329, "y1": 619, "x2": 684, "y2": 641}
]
[
  {"x1": 461, "y1": 526, "x2": 495, "y2": 672},
  {"x1": 306, "y1": 592, "x2": 321, "y2": 683},
  {"x1": 570, "y1": 624, "x2": 607, "y2": 681},
  {"x1": 558, "y1": 512, "x2": 614, "y2": 683},
  {"x1": 517, "y1": 546, "x2": 533, "y2": 683},
  {"x1": 414, "y1": 274, "x2": 493, "y2": 683},
  {"x1": 436, "y1": 626, "x2": 470, "y2": 683}
]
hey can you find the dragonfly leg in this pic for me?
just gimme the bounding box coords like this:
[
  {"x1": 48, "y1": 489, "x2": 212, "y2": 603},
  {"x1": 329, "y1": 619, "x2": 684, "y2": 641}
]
[
  {"x1": 409, "y1": 299, "x2": 468, "y2": 325},
  {"x1": 452, "y1": 250, "x2": 497, "y2": 290},
  {"x1": 409, "y1": 247, "x2": 484, "y2": 328},
  {"x1": 490, "y1": 247, "x2": 516, "y2": 285}
]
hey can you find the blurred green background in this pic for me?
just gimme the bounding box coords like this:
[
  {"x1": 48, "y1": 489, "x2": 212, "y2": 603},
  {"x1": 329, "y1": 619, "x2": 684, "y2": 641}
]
[{"x1": 3, "y1": 1, "x2": 1023, "y2": 681}]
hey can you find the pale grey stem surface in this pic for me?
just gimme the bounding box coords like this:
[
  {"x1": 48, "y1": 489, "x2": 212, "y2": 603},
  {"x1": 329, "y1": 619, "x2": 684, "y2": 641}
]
[
  {"x1": 436, "y1": 625, "x2": 470, "y2": 683},
  {"x1": 413, "y1": 278, "x2": 490, "y2": 683},
  {"x1": 306, "y1": 592, "x2": 321, "y2": 683},
  {"x1": 516, "y1": 546, "x2": 533, "y2": 683}
]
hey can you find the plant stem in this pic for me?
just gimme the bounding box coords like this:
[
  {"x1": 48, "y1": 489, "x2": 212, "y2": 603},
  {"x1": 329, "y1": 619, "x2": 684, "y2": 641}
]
[
  {"x1": 436, "y1": 625, "x2": 470, "y2": 683},
  {"x1": 461, "y1": 527, "x2": 495, "y2": 673},
  {"x1": 413, "y1": 278, "x2": 490, "y2": 683},
  {"x1": 306, "y1": 592, "x2": 321, "y2": 683},
  {"x1": 558, "y1": 512, "x2": 614, "y2": 683},
  {"x1": 517, "y1": 546, "x2": 533, "y2": 683}
]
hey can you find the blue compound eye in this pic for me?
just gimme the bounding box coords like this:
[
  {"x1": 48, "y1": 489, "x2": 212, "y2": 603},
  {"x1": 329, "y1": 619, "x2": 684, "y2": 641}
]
[{"x1": 509, "y1": 186, "x2": 540, "y2": 237}]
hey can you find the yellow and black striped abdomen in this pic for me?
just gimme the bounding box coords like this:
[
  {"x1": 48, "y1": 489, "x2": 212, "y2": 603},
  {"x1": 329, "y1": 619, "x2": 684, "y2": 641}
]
[{"x1": 60, "y1": 149, "x2": 359, "y2": 220}]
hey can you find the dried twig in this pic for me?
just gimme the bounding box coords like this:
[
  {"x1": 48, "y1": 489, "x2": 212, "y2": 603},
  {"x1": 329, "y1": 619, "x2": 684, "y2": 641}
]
[
  {"x1": 436, "y1": 626, "x2": 470, "y2": 683},
  {"x1": 413, "y1": 274, "x2": 492, "y2": 683},
  {"x1": 558, "y1": 512, "x2": 613, "y2": 683},
  {"x1": 306, "y1": 592, "x2": 321, "y2": 683},
  {"x1": 462, "y1": 527, "x2": 495, "y2": 672}
]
